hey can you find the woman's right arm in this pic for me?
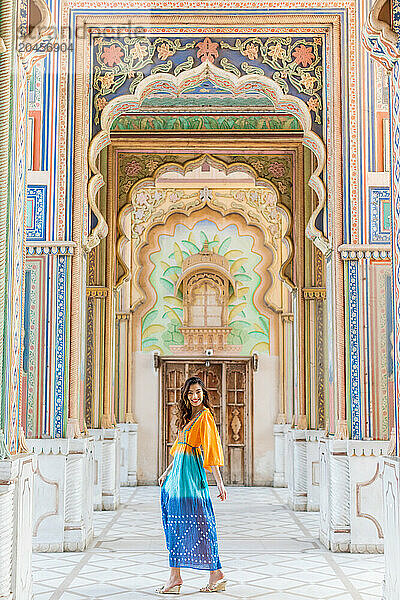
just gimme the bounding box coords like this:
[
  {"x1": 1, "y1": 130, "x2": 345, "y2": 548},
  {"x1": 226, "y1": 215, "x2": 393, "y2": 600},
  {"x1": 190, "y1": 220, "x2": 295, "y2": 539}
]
[{"x1": 158, "y1": 460, "x2": 173, "y2": 486}]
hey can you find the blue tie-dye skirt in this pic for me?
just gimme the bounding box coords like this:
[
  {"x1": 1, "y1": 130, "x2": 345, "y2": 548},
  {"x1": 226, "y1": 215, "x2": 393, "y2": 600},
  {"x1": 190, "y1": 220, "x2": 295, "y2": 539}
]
[{"x1": 161, "y1": 444, "x2": 222, "y2": 570}]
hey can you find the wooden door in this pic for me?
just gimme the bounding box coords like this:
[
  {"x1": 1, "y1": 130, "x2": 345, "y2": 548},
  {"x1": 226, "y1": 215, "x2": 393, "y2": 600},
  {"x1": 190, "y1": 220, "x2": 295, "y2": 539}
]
[
  {"x1": 161, "y1": 360, "x2": 251, "y2": 485},
  {"x1": 225, "y1": 362, "x2": 249, "y2": 485},
  {"x1": 163, "y1": 363, "x2": 186, "y2": 464}
]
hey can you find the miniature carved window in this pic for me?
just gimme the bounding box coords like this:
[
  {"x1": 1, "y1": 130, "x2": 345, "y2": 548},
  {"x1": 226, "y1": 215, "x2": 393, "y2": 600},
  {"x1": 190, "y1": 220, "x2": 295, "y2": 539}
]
[
  {"x1": 187, "y1": 275, "x2": 225, "y2": 327},
  {"x1": 190, "y1": 281, "x2": 223, "y2": 326}
]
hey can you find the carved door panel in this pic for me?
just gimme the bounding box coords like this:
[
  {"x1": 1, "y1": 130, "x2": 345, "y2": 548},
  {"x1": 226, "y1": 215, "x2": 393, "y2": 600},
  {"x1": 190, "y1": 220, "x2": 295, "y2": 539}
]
[
  {"x1": 225, "y1": 362, "x2": 248, "y2": 485},
  {"x1": 162, "y1": 360, "x2": 250, "y2": 485}
]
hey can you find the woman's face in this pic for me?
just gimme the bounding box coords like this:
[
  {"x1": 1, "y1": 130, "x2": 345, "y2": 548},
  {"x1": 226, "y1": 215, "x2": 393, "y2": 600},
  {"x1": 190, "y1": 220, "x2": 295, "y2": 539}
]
[{"x1": 187, "y1": 383, "x2": 204, "y2": 409}]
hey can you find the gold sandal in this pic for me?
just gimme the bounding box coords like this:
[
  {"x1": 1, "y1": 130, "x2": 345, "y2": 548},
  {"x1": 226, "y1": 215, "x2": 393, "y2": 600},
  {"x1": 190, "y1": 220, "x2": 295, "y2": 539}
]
[
  {"x1": 200, "y1": 578, "x2": 227, "y2": 592},
  {"x1": 156, "y1": 584, "x2": 182, "y2": 595}
]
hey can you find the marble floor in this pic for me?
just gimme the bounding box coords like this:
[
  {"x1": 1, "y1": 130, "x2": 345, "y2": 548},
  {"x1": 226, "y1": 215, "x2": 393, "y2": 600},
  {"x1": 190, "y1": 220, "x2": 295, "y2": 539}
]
[{"x1": 33, "y1": 486, "x2": 384, "y2": 600}]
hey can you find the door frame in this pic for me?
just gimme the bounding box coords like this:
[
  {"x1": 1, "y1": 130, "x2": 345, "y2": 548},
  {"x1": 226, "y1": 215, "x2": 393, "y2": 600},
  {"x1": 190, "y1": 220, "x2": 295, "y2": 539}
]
[{"x1": 158, "y1": 355, "x2": 255, "y2": 485}]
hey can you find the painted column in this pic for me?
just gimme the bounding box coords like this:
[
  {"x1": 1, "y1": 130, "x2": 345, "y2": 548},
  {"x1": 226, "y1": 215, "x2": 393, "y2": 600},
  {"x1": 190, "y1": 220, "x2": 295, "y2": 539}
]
[{"x1": 101, "y1": 154, "x2": 117, "y2": 429}]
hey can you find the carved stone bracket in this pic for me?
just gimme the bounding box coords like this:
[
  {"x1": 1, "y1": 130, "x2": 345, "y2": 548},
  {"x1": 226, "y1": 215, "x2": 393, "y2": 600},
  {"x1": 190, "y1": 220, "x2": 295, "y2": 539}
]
[
  {"x1": 303, "y1": 287, "x2": 327, "y2": 300},
  {"x1": 87, "y1": 286, "x2": 108, "y2": 298}
]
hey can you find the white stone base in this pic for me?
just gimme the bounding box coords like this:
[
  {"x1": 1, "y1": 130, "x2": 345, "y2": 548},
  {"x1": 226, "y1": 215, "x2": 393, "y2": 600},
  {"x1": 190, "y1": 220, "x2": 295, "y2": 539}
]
[
  {"x1": 381, "y1": 456, "x2": 400, "y2": 599},
  {"x1": 27, "y1": 438, "x2": 94, "y2": 552},
  {"x1": 305, "y1": 430, "x2": 324, "y2": 511},
  {"x1": 0, "y1": 454, "x2": 35, "y2": 600},
  {"x1": 88, "y1": 428, "x2": 121, "y2": 511},
  {"x1": 283, "y1": 424, "x2": 291, "y2": 488},
  {"x1": 319, "y1": 438, "x2": 388, "y2": 553},
  {"x1": 117, "y1": 423, "x2": 137, "y2": 486},
  {"x1": 273, "y1": 424, "x2": 287, "y2": 487},
  {"x1": 287, "y1": 429, "x2": 307, "y2": 511}
]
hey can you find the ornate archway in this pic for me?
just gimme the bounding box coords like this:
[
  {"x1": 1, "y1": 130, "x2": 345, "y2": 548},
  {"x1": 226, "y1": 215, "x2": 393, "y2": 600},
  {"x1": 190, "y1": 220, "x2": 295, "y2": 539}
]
[{"x1": 87, "y1": 61, "x2": 327, "y2": 254}]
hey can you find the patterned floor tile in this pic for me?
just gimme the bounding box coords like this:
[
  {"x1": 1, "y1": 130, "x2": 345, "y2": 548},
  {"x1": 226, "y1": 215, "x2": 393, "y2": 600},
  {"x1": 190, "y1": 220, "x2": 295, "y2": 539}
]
[{"x1": 33, "y1": 486, "x2": 384, "y2": 600}]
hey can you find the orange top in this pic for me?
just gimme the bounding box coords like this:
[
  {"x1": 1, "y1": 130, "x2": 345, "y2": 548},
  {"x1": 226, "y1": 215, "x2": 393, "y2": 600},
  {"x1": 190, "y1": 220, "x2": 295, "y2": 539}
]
[{"x1": 170, "y1": 408, "x2": 224, "y2": 472}]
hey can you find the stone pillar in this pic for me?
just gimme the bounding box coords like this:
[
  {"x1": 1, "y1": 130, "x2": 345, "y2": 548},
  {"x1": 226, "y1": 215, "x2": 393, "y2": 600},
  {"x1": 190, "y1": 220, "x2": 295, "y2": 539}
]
[
  {"x1": 319, "y1": 437, "x2": 331, "y2": 548},
  {"x1": 27, "y1": 438, "x2": 94, "y2": 552},
  {"x1": 319, "y1": 439, "x2": 350, "y2": 551},
  {"x1": 287, "y1": 429, "x2": 307, "y2": 510},
  {"x1": 319, "y1": 438, "x2": 387, "y2": 552},
  {"x1": 329, "y1": 441, "x2": 350, "y2": 552},
  {"x1": 0, "y1": 455, "x2": 35, "y2": 600},
  {"x1": 273, "y1": 423, "x2": 286, "y2": 487},
  {"x1": 64, "y1": 438, "x2": 95, "y2": 551},
  {"x1": 117, "y1": 423, "x2": 137, "y2": 486},
  {"x1": 381, "y1": 457, "x2": 400, "y2": 599},
  {"x1": 283, "y1": 424, "x2": 291, "y2": 487},
  {"x1": 319, "y1": 439, "x2": 350, "y2": 550},
  {"x1": 305, "y1": 430, "x2": 324, "y2": 511},
  {"x1": 347, "y1": 441, "x2": 388, "y2": 553},
  {"x1": 89, "y1": 428, "x2": 121, "y2": 510}
]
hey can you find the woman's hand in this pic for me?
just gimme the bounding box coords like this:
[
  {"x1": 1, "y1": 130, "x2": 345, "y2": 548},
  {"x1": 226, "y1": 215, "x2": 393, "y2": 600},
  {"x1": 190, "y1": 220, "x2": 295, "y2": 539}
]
[
  {"x1": 158, "y1": 462, "x2": 173, "y2": 486},
  {"x1": 211, "y1": 466, "x2": 227, "y2": 501},
  {"x1": 217, "y1": 481, "x2": 227, "y2": 501}
]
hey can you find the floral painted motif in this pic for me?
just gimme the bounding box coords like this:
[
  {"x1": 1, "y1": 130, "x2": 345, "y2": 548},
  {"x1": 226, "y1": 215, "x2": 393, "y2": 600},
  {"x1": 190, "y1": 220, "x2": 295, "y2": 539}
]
[
  {"x1": 267, "y1": 161, "x2": 286, "y2": 178},
  {"x1": 92, "y1": 34, "x2": 324, "y2": 128},
  {"x1": 242, "y1": 42, "x2": 259, "y2": 60},
  {"x1": 267, "y1": 43, "x2": 286, "y2": 61},
  {"x1": 101, "y1": 44, "x2": 124, "y2": 67},
  {"x1": 196, "y1": 37, "x2": 219, "y2": 63},
  {"x1": 292, "y1": 44, "x2": 315, "y2": 67},
  {"x1": 158, "y1": 42, "x2": 175, "y2": 60}
]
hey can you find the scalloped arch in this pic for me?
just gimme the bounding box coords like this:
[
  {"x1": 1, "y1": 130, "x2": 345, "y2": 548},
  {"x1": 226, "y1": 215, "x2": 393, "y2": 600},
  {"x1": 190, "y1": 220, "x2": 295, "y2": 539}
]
[
  {"x1": 87, "y1": 60, "x2": 328, "y2": 253},
  {"x1": 117, "y1": 157, "x2": 292, "y2": 312}
]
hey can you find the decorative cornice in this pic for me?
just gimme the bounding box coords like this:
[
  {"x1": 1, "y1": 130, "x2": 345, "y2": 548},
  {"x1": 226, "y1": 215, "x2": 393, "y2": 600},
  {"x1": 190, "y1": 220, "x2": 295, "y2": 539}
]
[
  {"x1": 339, "y1": 244, "x2": 391, "y2": 260},
  {"x1": 26, "y1": 241, "x2": 76, "y2": 256},
  {"x1": 87, "y1": 286, "x2": 108, "y2": 298},
  {"x1": 303, "y1": 287, "x2": 326, "y2": 300},
  {"x1": 363, "y1": 0, "x2": 400, "y2": 71}
]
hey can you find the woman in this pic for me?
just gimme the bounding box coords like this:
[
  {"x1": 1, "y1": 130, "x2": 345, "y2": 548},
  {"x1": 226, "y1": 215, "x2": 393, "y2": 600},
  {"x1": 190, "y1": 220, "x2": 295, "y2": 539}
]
[{"x1": 157, "y1": 376, "x2": 227, "y2": 594}]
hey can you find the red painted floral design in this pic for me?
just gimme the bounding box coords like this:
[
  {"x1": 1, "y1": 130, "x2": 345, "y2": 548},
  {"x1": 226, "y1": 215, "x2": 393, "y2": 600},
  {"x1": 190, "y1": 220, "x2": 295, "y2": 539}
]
[
  {"x1": 125, "y1": 160, "x2": 142, "y2": 176},
  {"x1": 101, "y1": 44, "x2": 124, "y2": 67},
  {"x1": 267, "y1": 161, "x2": 285, "y2": 178},
  {"x1": 158, "y1": 43, "x2": 174, "y2": 60},
  {"x1": 292, "y1": 45, "x2": 315, "y2": 67},
  {"x1": 196, "y1": 37, "x2": 219, "y2": 63}
]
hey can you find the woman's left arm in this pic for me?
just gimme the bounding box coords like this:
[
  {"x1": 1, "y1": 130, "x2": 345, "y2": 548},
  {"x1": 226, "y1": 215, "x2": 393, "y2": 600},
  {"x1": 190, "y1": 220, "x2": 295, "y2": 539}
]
[{"x1": 211, "y1": 466, "x2": 227, "y2": 501}]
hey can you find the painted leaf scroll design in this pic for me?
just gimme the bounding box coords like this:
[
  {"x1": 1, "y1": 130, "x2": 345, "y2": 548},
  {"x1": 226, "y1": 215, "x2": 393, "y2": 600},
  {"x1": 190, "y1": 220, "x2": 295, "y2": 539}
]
[{"x1": 140, "y1": 223, "x2": 271, "y2": 355}]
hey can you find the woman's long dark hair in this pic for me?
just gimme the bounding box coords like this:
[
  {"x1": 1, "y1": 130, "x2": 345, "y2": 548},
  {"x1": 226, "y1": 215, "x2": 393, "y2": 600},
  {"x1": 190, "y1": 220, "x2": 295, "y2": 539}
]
[{"x1": 176, "y1": 376, "x2": 215, "y2": 430}]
